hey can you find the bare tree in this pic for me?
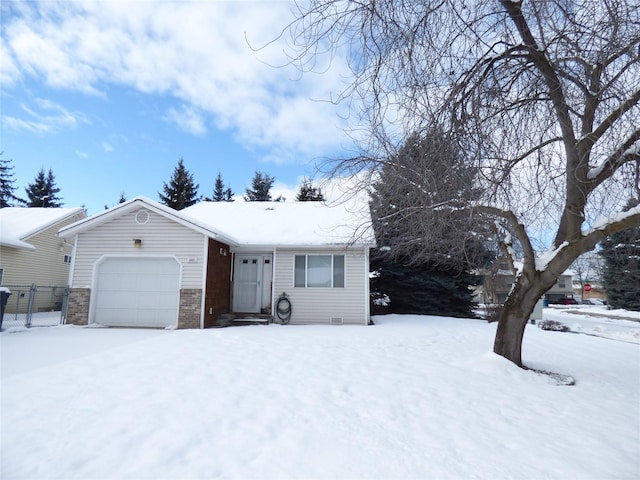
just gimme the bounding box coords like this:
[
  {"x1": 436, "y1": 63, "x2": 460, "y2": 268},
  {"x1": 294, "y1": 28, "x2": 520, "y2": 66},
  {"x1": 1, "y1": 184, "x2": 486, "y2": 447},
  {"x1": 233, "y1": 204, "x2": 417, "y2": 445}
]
[
  {"x1": 570, "y1": 252, "x2": 602, "y2": 301},
  {"x1": 285, "y1": 0, "x2": 640, "y2": 367}
]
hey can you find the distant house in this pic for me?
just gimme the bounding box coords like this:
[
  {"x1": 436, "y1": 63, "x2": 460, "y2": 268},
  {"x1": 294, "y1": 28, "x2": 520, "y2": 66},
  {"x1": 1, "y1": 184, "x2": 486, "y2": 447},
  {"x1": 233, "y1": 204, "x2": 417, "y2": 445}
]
[
  {"x1": 476, "y1": 266, "x2": 574, "y2": 304},
  {"x1": 58, "y1": 197, "x2": 375, "y2": 329},
  {"x1": 0, "y1": 207, "x2": 87, "y2": 312}
]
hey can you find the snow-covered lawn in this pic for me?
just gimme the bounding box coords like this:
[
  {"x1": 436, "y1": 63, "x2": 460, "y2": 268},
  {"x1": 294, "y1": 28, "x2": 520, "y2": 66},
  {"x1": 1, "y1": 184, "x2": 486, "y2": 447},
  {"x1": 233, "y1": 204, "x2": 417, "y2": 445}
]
[{"x1": 2, "y1": 314, "x2": 638, "y2": 479}]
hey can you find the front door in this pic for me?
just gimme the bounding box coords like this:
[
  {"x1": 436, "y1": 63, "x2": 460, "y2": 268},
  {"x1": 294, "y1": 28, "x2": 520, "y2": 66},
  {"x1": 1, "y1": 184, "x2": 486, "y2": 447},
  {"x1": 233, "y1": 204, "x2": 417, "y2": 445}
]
[{"x1": 233, "y1": 255, "x2": 262, "y2": 313}]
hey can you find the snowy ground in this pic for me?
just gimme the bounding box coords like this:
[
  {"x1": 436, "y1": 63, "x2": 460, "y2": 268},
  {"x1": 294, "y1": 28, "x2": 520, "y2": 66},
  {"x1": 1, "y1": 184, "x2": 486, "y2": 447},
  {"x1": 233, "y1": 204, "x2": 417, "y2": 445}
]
[
  {"x1": 543, "y1": 305, "x2": 640, "y2": 344},
  {"x1": 1, "y1": 312, "x2": 639, "y2": 479}
]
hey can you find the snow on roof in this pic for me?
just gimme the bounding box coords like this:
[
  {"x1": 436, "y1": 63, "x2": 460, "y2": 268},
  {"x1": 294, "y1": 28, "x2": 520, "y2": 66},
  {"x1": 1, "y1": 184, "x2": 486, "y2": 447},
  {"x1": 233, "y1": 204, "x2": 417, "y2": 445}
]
[
  {"x1": 182, "y1": 200, "x2": 375, "y2": 247},
  {"x1": 57, "y1": 197, "x2": 238, "y2": 246},
  {"x1": 58, "y1": 197, "x2": 374, "y2": 248},
  {"x1": 0, "y1": 207, "x2": 84, "y2": 250}
]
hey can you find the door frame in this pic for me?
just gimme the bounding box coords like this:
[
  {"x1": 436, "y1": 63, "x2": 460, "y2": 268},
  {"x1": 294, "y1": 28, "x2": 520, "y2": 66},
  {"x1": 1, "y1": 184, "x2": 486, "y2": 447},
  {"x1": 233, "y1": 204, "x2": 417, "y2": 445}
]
[{"x1": 232, "y1": 253, "x2": 273, "y2": 313}]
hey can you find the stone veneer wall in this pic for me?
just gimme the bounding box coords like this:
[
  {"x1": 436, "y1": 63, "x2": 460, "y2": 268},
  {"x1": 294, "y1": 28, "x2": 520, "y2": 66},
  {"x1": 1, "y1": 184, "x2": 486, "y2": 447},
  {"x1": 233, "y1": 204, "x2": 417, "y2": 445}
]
[
  {"x1": 178, "y1": 288, "x2": 202, "y2": 329},
  {"x1": 66, "y1": 288, "x2": 90, "y2": 325}
]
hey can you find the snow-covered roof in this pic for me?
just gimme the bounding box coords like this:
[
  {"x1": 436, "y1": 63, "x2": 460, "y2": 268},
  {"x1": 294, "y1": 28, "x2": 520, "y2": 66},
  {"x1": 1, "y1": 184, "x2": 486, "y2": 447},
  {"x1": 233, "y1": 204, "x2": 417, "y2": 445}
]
[
  {"x1": 0, "y1": 207, "x2": 85, "y2": 250},
  {"x1": 58, "y1": 197, "x2": 238, "y2": 246},
  {"x1": 183, "y1": 200, "x2": 375, "y2": 247},
  {"x1": 58, "y1": 197, "x2": 374, "y2": 248}
]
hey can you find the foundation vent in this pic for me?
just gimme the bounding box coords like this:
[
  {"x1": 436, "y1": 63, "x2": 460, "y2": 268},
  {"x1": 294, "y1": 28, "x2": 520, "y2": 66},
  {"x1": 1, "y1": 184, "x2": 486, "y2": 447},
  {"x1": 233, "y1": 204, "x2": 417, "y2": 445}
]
[{"x1": 330, "y1": 317, "x2": 344, "y2": 325}]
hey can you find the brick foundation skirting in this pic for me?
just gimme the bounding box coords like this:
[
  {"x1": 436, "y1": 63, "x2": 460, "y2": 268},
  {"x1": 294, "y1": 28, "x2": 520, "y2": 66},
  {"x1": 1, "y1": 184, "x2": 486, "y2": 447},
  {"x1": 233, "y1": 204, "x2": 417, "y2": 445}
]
[
  {"x1": 178, "y1": 288, "x2": 202, "y2": 329},
  {"x1": 66, "y1": 287, "x2": 202, "y2": 329},
  {"x1": 66, "y1": 288, "x2": 90, "y2": 325}
]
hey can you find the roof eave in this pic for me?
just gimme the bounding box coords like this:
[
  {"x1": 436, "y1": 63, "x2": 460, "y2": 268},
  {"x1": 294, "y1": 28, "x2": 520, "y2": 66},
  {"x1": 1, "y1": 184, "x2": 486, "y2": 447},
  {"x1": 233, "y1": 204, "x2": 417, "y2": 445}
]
[
  {"x1": 57, "y1": 197, "x2": 240, "y2": 247},
  {"x1": 0, "y1": 239, "x2": 37, "y2": 251},
  {"x1": 21, "y1": 207, "x2": 85, "y2": 241}
]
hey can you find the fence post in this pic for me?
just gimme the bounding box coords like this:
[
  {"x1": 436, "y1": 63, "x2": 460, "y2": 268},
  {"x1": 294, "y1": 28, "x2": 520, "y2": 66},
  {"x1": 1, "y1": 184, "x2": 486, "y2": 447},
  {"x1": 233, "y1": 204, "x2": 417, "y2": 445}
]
[{"x1": 25, "y1": 284, "x2": 37, "y2": 328}]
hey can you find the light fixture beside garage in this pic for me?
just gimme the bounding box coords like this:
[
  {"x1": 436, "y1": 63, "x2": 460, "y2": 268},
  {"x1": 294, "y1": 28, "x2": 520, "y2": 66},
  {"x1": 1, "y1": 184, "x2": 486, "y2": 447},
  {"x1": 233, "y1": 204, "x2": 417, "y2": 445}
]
[{"x1": 134, "y1": 238, "x2": 142, "y2": 248}]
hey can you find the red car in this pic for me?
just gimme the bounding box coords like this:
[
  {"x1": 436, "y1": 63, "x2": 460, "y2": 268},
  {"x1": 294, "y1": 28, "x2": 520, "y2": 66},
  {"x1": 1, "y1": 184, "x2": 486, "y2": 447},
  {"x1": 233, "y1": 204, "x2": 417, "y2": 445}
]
[{"x1": 558, "y1": 297, "x2": 579, "y2": 305}]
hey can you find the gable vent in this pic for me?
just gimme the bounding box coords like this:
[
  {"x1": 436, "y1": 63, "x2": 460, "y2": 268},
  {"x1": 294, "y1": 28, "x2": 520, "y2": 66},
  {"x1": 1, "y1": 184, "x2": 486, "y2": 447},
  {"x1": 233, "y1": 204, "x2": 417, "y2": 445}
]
[{"x1": 330, "y1": 317, "x2": 343, "y2": 325}]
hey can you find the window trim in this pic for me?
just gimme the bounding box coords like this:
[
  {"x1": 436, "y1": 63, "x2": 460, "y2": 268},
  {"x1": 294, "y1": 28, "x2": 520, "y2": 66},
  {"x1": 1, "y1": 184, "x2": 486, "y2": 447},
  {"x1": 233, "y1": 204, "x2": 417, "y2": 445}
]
[{"x1": 294, "y1": 254, "x2": 345, "y2": 288}]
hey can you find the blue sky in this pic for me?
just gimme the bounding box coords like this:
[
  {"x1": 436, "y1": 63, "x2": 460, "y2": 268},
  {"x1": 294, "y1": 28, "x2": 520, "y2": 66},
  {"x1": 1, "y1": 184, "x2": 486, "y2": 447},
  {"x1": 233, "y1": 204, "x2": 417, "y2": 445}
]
[{"x1": 1, "y1": 0, "x2": 356, "y2": 214}]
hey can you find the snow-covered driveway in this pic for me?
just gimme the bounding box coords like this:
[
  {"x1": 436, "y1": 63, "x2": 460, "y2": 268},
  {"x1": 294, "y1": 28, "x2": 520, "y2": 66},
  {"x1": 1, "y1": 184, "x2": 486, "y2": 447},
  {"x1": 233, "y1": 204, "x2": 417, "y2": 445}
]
[{"x1": 2, "y1": 315, "x2": 638, "y2": 479}]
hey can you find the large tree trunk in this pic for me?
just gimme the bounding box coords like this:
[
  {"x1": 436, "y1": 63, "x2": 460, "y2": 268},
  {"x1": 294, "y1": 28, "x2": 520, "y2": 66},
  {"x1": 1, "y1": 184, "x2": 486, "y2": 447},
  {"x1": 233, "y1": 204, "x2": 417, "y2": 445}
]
[{"x1": 493, "y1": 280, "x2": 545, "y2": 367}]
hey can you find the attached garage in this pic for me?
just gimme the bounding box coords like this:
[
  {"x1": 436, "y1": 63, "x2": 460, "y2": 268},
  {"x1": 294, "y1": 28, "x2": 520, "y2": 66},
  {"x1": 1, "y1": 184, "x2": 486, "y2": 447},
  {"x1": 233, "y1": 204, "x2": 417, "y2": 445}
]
[{"x1": 93, "y1": 256, "x2": 180, "y2": 328}]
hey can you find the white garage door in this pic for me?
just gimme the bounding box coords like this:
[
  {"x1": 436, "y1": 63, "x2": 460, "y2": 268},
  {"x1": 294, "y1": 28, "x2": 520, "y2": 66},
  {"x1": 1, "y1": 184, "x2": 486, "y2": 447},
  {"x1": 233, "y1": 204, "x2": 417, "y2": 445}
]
[{"x1": 94, "y1": 257, "x2": 180, "y2": 328}]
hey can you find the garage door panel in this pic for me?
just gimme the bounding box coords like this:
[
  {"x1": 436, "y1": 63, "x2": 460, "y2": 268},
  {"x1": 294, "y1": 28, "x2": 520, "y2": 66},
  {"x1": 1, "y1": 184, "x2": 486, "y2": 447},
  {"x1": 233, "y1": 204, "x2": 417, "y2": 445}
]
[
  {"x1": 94, "y1": 257, "x2": 181, "y2": 328},
  {"x1": 94, "y1": 291, "x2": 179, "y2": 309},
  {"x1": 98, "y1": 273, "x2": 180, "y2": 292}
]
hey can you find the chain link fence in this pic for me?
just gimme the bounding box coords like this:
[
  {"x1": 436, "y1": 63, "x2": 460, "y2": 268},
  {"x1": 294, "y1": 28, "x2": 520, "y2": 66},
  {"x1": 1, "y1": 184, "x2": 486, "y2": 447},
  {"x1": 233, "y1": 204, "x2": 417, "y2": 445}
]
[{"x1": 0, "y1": 285, "x2": 69, "y2": 329}]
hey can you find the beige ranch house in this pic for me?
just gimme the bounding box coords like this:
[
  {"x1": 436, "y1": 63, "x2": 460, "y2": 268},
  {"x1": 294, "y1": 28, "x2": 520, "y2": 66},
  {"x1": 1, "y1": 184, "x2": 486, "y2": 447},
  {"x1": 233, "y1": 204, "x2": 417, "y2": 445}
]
[
  {"x1": 59, "y1": 197, "x2": 374, "y2": 329},
  {"x1": 0, "y1": 207, "x2": 86, "y2": 312}
]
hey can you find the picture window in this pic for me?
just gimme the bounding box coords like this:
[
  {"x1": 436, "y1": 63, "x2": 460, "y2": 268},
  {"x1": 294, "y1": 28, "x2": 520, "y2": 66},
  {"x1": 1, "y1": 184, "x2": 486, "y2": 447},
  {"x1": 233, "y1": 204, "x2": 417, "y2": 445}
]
[{"x1": 294, "y1": 255, "x2": 345, "y2": 288}]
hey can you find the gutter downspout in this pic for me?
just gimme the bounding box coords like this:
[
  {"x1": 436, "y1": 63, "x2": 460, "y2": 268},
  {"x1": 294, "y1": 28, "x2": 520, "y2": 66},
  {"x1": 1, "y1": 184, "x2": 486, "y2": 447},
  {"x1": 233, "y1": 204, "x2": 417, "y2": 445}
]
[
  {"x1": 200, "y1": 236, "x2": 208, "y2": 329},
  {"x1": 364, "y1": 247, "x2": 370, "y2": 325},
  {"x1": 271, "y1": 247, "x2": 277, "y2": 320}
]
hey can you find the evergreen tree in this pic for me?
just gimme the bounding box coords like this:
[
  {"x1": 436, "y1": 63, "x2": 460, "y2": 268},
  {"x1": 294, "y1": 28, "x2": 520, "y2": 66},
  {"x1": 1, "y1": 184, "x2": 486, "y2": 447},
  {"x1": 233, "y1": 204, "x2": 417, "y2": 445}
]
[
  {"x1": 370, "y1": 254, "x2": 481, "y2": 317},
  {"x1": 296, "y1": 178, "x2": 324, "y2": 201},
  {"x1": 105, "y1": 192, "x2": 128, "y2": 210},
  {"x1": 158, "y1": 158, "x2": 200, "y2": 210},
  {"x1": 244, "y1": 171, "x2": 275, "y2": 201},
  {"x1": 206, "y1": 171, "x2": 234, "y2": 201},
  {"x1": 0, "y1": 154, "x2": 24, "y2": 207},
  {"x1": 25, "y1": 168, "x2": 63, "y2": 207},
  {"x1": 599, "y1": 198, "x2": 640, "y2": 311},
  {"x1": 369, "y1": 126, "x2": 488, "y2": 317}
]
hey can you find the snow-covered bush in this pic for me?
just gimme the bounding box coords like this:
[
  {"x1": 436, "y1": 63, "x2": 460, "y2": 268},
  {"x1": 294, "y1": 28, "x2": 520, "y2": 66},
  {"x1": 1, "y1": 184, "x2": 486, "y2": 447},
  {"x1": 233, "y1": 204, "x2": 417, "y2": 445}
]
[{"x1": 538, "y1": 320, "x2": 569, "y2": 332}]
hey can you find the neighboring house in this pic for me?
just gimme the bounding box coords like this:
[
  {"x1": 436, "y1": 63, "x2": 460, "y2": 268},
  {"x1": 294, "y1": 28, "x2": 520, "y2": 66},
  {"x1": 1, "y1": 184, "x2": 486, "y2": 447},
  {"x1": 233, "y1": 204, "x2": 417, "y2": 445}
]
[
  {"x1": 58, "y1": 197, "x2": 375, "y2": 329},
  {"x1": 476, "y1": 267, "x2": 574, "y2": 304},
  {"x1": 0, "y1": 207, "x2": 87, "y2": 312}
]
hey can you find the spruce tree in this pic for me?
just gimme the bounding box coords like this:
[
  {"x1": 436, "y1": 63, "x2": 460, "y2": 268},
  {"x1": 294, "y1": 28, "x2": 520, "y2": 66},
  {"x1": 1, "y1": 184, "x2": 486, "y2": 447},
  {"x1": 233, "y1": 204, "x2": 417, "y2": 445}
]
[
  {"x1": 370, "y1": 254, "x2": 481, "y2": 317},
  {"x1": 0, "y1": 154, "x2": 24, "y2": 207},
  {"x1": 25, "y1": 168, "x2": 63, "y2": 207},
  {"x1": 599, "y1": 198, "x2": 640, "y2": 311},
  {"x1": 369, "y1": 126, "x2": 487, "y2": 317},
  {"x1": 296, "y1": 178, "x2": 324, "y2": 201},
  {"x1": 244, "y1": 171, "x2": 275, "y2": 201},
  {"x1": 206, "y1": 171, "x2": 234, "y2": 201},
  {"x1": 106, "y1": 192, "x2": 128, "y2": 210},
  {"x1": 158, "y1": 158, "x2": 200, "y2": 210}
]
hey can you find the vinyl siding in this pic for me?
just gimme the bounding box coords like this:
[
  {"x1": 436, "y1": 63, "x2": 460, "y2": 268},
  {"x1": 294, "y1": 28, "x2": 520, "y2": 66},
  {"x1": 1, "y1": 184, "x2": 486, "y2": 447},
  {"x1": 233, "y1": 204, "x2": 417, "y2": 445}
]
[
  {"x1": 70, "y1": 208, "x2": 206, "y2": 289},
  {"x1": 274, "y1": 248, "x2": 369, "y2": 325},
  {"x1": 0, "y1": 214, "x2": 83, "y2": 287}
]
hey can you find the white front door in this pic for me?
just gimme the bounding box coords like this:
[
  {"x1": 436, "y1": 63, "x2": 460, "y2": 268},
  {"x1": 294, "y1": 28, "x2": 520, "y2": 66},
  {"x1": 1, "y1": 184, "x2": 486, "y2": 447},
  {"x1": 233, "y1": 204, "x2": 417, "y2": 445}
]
[{"x1": 233, "y1": 255, "x2": 262, "y2": 313}]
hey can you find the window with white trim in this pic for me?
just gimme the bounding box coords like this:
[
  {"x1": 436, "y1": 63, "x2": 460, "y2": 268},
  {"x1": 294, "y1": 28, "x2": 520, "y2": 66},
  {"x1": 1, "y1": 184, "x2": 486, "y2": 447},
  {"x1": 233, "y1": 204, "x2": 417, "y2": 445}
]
[{"x1": 294, "y1": 255, "x2": 345, "y2": 288}]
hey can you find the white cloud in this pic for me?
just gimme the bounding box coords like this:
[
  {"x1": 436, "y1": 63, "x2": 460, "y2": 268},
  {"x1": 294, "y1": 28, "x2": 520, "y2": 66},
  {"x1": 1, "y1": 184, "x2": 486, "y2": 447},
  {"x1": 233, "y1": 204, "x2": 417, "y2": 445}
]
[
  {"x1": 3, "y1": 116, "x2": 51, "y2": 134},
  {"x1": 2, "y1": 97, "x2": 90, "y2": 133},
  {"x1": 101, "y1": 142, "x2": 113, "y2": 152},
  {"x1": 163, "y1": 105, "x2": 207, "y2": 137},
  {"x1": 75, "y1": 150, "x2": 88, "y2": 159},
  {"x1": 0, "y1": 36, "x2": 21, "y2": 87},
  {"x1": 2, "y1": 1, "x2": 354, "y2": 164}
]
